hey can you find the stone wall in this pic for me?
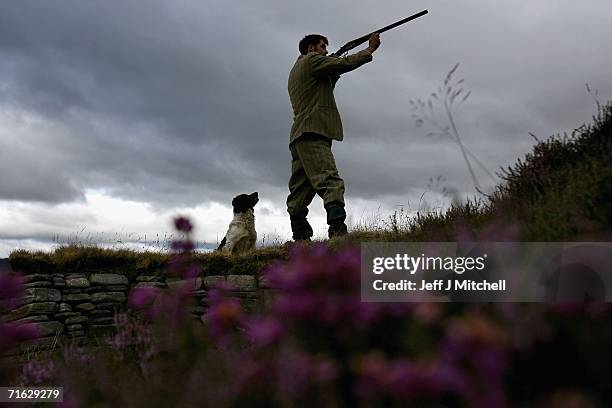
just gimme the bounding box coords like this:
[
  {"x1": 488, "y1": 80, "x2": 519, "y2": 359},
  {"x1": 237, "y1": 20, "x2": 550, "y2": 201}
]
[{"x1": 4, "y1": 269, "x2": 266, "y2": 353}]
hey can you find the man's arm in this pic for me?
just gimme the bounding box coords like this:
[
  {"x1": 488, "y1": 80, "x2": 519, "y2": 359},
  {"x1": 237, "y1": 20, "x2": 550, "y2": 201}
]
[
  {"x1": 310, "y1": 33, "x2": 381, "y2": 78},
  {"x1": 310, "y1": 50, "x2": 372, "y2": 77}
]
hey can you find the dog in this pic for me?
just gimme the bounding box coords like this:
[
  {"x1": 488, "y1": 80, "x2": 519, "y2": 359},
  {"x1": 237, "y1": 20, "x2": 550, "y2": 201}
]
[{"x1": 217, "y1": 192, "x2": 259, "y2": 254}]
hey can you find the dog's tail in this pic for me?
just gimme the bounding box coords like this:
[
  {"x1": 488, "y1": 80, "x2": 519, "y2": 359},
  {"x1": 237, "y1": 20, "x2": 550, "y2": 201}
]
[{"x1": 216, "y1": 237, "x2": 227, "y2": 251}]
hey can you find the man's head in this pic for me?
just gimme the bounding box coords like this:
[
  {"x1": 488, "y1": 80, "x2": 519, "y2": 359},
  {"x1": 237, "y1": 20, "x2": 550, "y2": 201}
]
[{"x1": 298, "y1": 34, "x2": 328, "y2": 56}]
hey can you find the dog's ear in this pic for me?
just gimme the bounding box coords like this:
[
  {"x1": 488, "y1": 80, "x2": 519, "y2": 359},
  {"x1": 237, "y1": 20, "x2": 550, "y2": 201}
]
[{"x1": 250, "y1": 192, "x2": 259, "y2": 206}]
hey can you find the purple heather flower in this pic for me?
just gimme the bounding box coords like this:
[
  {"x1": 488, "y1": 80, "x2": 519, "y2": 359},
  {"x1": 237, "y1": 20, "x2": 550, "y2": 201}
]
[
  {"x1": 20, "y1": 360, "x2": 55, "y2": 385},
  {"x1": 207, "y1": 282, "x2": 235, "y2": 299},
  {"x1": 245, "y1": 316, "x2": 285, "y2": 348},
  {"x1": 412, "y1": 302, "x2": 443, "y2": 324},
  {"x1": 174, "y1": 216, "x2": 193, "y2": 233},
  {"x1": 167, "y1": 254, "x2": 186, "y2": 274},
  {"x1": 263, "y1": 245, "x2": 361, "y2": 292},
  {"x1": 203, "y1": 289, "x2": 246, "y2": 347},
  {"x1": 0, "y1": 322, "x2": 41, "y2": 352},
  {"x1": 0, "y1": 272, "x2": 24, "y2": 310},
  {"x1": 204, "y1": 285, "x2": 244, "y2": 343},
  {"x1": 171, "y1": 240, "x2": 196, "y2": 253},
  {"x1": 61, "y1": 344, "x2": 94, "y2": 367},
  {"x1": 108, "y1": 312, "x2": 155, "y2": 361},
  {"x1": 129, "y1": 287, "x2": 160, "y2": 309},
  {"x1": 311, "y1": 357, "x2": 339, "y2": 384},
  {"x1": 431, "y1": 363, "x2": 470, "y2": 395},
  {"x1": 275, "y1": 351, "x2": 338, "y2": 397},
  {"x1": 205, "y1": 297, "x2": 243, "y2": 330},
  {"x1": 236, "y1": 357, "x2": 268, "y2": 391},
  {"x1": 356, "y1": 353, "x2": 470, "y2": 401},
  {"x1": 182, "y1": 264, "x2": 201, "y2": 279},
  {"x1": 265, "y1": 245, "x2": 388, "y2": 329},
  {"x1": 472, "y1": 349, "x2": 507, "y2": 378},
  {"x1": 143, "y1": 288, "x2": 192, "y2": 328}
]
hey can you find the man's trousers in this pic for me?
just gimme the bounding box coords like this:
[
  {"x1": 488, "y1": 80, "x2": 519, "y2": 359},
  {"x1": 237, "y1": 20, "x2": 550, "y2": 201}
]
[{"x1": 286, "y1": 133, "x2": 345, "y2": 216}]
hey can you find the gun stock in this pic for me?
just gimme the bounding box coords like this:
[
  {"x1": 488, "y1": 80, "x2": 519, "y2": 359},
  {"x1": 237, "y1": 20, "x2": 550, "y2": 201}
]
[{"x1": 332, "y1": 9, "x2": 428, "y2": 56}]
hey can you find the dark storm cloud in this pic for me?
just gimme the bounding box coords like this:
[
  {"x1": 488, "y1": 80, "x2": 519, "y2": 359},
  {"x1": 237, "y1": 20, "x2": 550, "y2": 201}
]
[
  {"x1": 0, "y1": 0, "x2": 295, "y2": 206},
  {"x1": 0, "y1": 0, "x2": 610, "y2": 209}
]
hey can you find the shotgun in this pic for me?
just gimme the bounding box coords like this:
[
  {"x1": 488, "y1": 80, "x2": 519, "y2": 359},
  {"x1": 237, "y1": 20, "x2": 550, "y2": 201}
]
[{"x1": 332, "y1": 9, "x2": 428, "y2": 56}]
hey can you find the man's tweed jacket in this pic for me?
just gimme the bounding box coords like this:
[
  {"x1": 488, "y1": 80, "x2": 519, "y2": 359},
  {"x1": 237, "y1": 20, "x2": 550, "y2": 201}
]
[{"x1": 288, "y1": 49, "x2": 373, "y2": 144}]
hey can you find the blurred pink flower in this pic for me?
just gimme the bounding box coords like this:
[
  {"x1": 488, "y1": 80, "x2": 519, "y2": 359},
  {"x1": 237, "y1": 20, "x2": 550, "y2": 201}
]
[
  {"x1": 20, "y1": 360, "x2": 55, "y2": 385},
  {"x1": 129, "y1": 287, "x2": 160, "y2": 309},
  {"x1": 183, "y1": 264, "x2": 201, "y2": 279},
  {"x1": 174, "y1": 216, "x2": 193, "y2": 233},
  {"x1": 275, "y1": 351, "x2": 339, "y2": 397},
  {"x1": 0, "y1": 272, "x2": 24, "y2": 310},
  {"x1": 355, "y1": 352, "x2": 468, "y2": 400},
  {"x1": 171, "y1": 240, "x2": 195, "y2": 253},
  {"x1": 204, "y1": 285, "x2": 245, "y2": 344},
  {"x1": 245, "y1": 317, "x2": 285, "y2": 348},
  {"x1": 109, "y1": 312, "x2": 155, "y2": 362},
  {"x1": 205, "y1": 297, "x2": 243, "y2": 330},
  {"x1": 0, "y1": 322, "x2": 41, "y2": 352},
  {"x1": 265, "y1": 245, "x2": 413, "y2": 331}
]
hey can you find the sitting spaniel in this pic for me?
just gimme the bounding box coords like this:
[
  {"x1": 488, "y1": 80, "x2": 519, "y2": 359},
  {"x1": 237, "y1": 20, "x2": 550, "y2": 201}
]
[{"x1": 217, "y1": 192, "x2": 259, "y2": 254}]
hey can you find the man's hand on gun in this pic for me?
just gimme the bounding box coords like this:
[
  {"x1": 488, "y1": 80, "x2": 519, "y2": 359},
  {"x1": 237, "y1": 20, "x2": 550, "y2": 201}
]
[{"x1": 367, "y1": 32, "x2": 381, "y2": 54}]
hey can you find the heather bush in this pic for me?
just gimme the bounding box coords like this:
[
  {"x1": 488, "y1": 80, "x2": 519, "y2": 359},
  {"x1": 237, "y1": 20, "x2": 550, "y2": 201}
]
[
  {"x1": 3, "y1": 213, "x2": 611, "y2": 406},
  {"x1": 1, "y1": 270, "x2": 41, "y2": 382}
]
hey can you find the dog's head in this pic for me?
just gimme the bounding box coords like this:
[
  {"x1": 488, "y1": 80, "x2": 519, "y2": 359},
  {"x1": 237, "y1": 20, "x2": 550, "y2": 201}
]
[{"x1": 232, "y1": 192, "x2": 259, "y2": 213}]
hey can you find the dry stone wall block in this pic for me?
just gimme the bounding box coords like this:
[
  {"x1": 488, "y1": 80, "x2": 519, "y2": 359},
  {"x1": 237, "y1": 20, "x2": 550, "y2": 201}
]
[
  {"x1": 90, "y1": 274, "x2": 128, "y2": 286},
  {"x1": 8, "y1": 302, "x2": 58, "y2": 321},
  {"x1": 203, "y1": 275, "x2": 226, "y2": 289},
  {"x1": 20, "y1": 288, "x2": 62, "y2": 305},
  {"x1": 23, "y1": 274, "x2": 53, "y2": 283},
  {"x1": 134, "y1": 282, "x2": 167, "y2": 289},
  {"x1": 55, "y1": 312, "x2": 81, "y2": 320},
  {"x1": 13, "y1": 315, "x2": 50, "y2": 324},
  {"x1": 24, "y1": 281, "x2": 53, "y2": 288},
  {"x1": 63, "y1": 293, "x2": 91, "y2": 303},
  {"x1": 75, "y1": 303, "x2": 96, "y2": 312},
  {"x1": 59, "y1": 303, "x2": 72, "y2": 313},
  {"x1": 227, "y1": 275, "x2": 257, "y2": 291},
  {"x1": 65, "y1": 316, "x2": 89, "y2": 325},
  {"x1": 136, "y1": 275, "x2": 164, "y2": 282},
  {"x1": 66, "y1": 276, "x2": 90, "y2": 288},
  {"x1": 36, "y1": 321, "x2": 65, "y2": 337},
  {"x1": 92, "y1": 292, "x2": 126, "y2": 304},
  {"x1": 90, "y1": 309, "x2": 113, "y2": 317}
]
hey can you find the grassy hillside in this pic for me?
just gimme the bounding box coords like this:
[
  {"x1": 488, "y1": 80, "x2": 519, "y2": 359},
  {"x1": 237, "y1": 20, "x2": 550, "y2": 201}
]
[{"x1": 347, "y1": 101, "x2": 612, "y2": 244}]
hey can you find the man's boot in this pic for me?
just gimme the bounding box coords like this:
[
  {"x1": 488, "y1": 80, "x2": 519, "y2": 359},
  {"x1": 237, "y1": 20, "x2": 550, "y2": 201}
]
[
  {"x1": 290, "y1": 209, "x2": 314, "y2": 241},
  {"x1": 325, "y1": 203, "x2": 348, "y2": 239}
]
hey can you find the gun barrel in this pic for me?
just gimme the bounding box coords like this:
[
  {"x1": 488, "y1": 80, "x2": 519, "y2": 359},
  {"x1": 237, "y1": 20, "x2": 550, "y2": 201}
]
[
  {"x1": 333, "y1": 9, "x2": 428, "y2": 56},
  {"x1": 376, "y1": 9, "x2": 428, "y2": 36}
]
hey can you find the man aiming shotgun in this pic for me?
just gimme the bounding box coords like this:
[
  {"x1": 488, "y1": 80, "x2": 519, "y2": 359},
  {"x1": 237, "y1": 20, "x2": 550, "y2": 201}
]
[{"x1": 286, "y1": 11, "x2": 428, "y2": 241}]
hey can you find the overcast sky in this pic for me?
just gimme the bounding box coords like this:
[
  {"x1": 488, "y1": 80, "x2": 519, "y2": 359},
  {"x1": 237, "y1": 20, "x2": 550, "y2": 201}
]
[{"x1": 0, "y1": 0, "x2": 610, "y2": 257}]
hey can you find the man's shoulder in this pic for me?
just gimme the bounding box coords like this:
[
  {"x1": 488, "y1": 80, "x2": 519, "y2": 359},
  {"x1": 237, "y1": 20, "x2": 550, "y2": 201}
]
[
  {"x1": 289, "y1": 54, "x2": 315, "y2": 78},
  {"x1": 295, "y1": 52, "x2": 331, "y2": 65}
]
